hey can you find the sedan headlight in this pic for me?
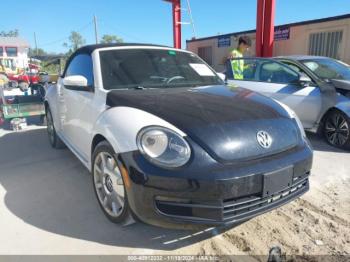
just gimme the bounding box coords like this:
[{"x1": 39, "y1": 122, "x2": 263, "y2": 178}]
[
  {"x1": 137, "y1": 126, "x2": 191, "y2": 168},
  {"x1": 275, "y1": 100, "x2": 306, "y2": 138}
]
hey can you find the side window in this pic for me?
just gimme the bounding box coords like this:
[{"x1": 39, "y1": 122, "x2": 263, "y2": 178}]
[
  {"x1": 283, "y1": 63, "x2": 301, "y2": 73},
  {"x1": 259, "y1": 61, "x2": 299, "y2": 84},
  {"x1": 282, "y1": 61, "x2": 315, "y2": 84},
  {"x1": 65, "y1": 54, "x2": 94, "y2": 86},
  {"x1": 242, "y1": 60, "x2": 258, "y2": 80}
]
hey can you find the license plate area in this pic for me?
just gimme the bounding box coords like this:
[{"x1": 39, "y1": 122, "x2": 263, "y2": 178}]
[{"x1": 263, "y1": 166, "x2": 293, "y2": 197}]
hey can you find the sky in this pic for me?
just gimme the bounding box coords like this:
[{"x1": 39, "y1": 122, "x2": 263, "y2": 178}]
[{"x1": 2, "y1": 0, "x2": 350, "y2": 53}]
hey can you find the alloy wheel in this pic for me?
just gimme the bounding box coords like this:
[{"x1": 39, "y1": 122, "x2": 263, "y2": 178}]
[
  {"x1": 93, "y1": 152, "x2": 125, "y2": 218},
  {"x1": 325, "y1": 113, "x2": 350, "y2": 147}
]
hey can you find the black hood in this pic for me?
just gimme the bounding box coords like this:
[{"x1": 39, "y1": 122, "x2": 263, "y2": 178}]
[{"x1": 107, "y1": 85, "x2": 300, "y2": 163}]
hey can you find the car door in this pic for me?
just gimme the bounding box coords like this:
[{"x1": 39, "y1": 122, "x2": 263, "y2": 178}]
[
  {"x1": 59, "y1": 54, "x2": 95, "y2": 162},
  {"x1": 226, "y1": 58, "x2": 322, "y2": 129}
]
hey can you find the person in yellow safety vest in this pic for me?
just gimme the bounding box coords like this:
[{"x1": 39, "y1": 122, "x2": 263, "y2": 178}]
[{"x1": 228, "y1": 36, "x2": 252, "y2": 80}]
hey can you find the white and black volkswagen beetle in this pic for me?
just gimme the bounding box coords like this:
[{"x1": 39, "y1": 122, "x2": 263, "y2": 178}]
[{"x1": 45, "y1": 44, "x2": 313, "y2": 228}]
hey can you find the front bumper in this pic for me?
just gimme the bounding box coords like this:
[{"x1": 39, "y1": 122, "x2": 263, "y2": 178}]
[{"x1": 119, "y1": 141, "x2": 313, "y2": 229}]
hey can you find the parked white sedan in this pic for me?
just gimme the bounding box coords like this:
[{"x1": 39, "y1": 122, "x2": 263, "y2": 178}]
[{"x1": 226, "y1": 57, "x2": 350, "y2": 150}]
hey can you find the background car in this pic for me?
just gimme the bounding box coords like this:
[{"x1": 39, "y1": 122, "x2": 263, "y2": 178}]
[{"x1": 226, "y1": 57, "x2": 350, "y2": 150}]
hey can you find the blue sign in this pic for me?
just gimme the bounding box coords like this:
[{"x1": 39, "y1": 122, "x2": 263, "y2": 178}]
[
  {"x1": 218, "y1": 36, "x2": 231, "y2": 48},
  {"x1": 274, "y1": 27, "x2": 290, "y2": 41}
]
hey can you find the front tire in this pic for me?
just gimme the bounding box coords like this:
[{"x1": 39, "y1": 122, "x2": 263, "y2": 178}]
[
  {"x1": 323, "y1": 110, "x2": 350, "y2": 149},
  {"x1": 92, "y1": 141, "x2": 132, "y2": 224},
  {"x1": 46, "y1": 107, "x2": 66, "y2": 149}
]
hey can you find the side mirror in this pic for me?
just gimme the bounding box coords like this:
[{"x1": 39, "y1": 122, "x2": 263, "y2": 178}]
[
  {"x1": 63, "y1": 75, "x2": 92, "y2": 92},
  {"x1": 217, "y1": 72, "x2": 226, "y2": 82},
  {"x1": 298, "y1": 74, "x2": 312, "y2": 87}
]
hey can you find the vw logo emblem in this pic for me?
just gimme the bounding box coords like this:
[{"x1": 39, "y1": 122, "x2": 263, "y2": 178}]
[{"x1": 257, "y1": 131, "x2": 273, "y2": 149}]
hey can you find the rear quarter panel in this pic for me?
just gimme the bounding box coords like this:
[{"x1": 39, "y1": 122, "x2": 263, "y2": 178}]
[{"x1": 45, "y1": 84, "x2": 61, "y2": 130}]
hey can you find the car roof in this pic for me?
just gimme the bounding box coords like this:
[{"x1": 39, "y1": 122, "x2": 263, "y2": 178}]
[
  {"x1": 74, "y1": 43, "x2": 171, "y2": 55},
  {"x1": 274, "y1": 55, "x2": 330, "y2": 61},
  {"x1": 63, "y1": 43, "x2": 173, "y2": 75}
]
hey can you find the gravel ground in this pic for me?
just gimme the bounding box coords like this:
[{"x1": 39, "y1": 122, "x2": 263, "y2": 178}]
[{"x1": 0, "y1": 117, "x2": 349, "y2": 260}]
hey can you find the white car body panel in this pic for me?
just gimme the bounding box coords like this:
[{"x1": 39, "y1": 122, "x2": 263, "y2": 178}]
[
  {"x1": 93, "y1": 107, "x2": 186, "y2": 153},
  {"x1": 46, "y1": 46, "x2": 190, "y2": 172}
]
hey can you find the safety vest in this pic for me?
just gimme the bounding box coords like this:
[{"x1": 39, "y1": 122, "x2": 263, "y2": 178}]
[{"x1": 230, "y1": 49, "x2": 244, "y2": 80}]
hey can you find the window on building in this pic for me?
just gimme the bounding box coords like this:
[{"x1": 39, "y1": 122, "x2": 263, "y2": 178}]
[
  {"x1": 5, "y1": 47, "x2": 18, "y2": 57},
  {"x1": 198, "y1": 46, "x2": 213, "y2": 65},
  {"x1": 308, "y1": 31, "x2": 343, "y2": 59},
  {"x1": 0, "y1": 47, "x2": 3, "y2": 56}
]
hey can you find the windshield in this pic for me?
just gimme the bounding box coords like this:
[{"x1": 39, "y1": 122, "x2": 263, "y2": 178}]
[
  {"x1": 302, "y1": 58, "x2": 350, "y2": 81},
  {"x1": 99, "y1": 48, "x2": 223, "y2": 90}
]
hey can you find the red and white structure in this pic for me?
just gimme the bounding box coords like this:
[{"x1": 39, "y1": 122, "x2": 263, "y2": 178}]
[
  {"x1": 163, "y1": 0, "x2": 182, "y2": 49},
  {"x1": 164, "y1": 0, "x2": 276, "y2": 57},
  {"x1": 256, "y1": 0, "x2": 276, "y2": 57},
  {"x1": 0, "y1": 37, "x2": 30, "y2": 69}
]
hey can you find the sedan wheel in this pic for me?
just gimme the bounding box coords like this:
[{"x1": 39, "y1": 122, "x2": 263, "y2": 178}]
[
  {"x1": 92, "y1": 141, "x2": 133, "y2": 224},
  {"x1": 324, "y1": 110, "x2": 350, "y2": 149}
]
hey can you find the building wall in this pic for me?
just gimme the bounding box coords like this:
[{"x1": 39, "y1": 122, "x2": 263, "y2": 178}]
[
  {"x1": 16, "y1": 47, "x2": 29, "y2": 69},
  {"x1": 187, "y1": 16, "x2": 350, "y2": 72},
  {"x1": 0, "y1": 46, "x2": 29, "y2": 69},
  {"x1": 274, "y1": 17, "x2": 350, "y2": 63}
]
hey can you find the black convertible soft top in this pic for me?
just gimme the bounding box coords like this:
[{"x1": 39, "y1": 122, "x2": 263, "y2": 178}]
[
  {"x1": 63, "y1": 43, "x2": 170, "y2": 76},
  {"x1": 73, "y1": 43, "x2": 169, "y2": 56}
]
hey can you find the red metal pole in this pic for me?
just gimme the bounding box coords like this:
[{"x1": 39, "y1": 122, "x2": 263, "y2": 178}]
[
  {"x1": 262, "y1": 0, "x2": 275, "y2": 57},
  {"x1": 173, "y1": 0, "x2": 182, "y2": 49},
  {"x1": 164, "y1": 0, "x2": 182, "y2": 49},
  {"x1": 256, "y1": 0, "x2": 265, "y2": 57}
]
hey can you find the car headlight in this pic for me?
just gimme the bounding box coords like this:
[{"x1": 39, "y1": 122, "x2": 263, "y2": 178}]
[
  {"x1": 136, "y1": 126, "x2": 191, "y2": 168},
  {"x1": 274, "y1": 100, "x2": 306, "y2": 138}
]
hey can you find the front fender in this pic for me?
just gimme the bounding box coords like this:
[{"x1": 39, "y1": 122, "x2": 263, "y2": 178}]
[
  {"x1": 335, "y1": 94, "x2": 350, "y2": 118},
  {"x1": 92, "y1": 106, "x2": 187, "y2": 155}
]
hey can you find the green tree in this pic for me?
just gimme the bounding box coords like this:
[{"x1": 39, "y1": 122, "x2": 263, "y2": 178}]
[
  {"x1": 101, "y1": 34, "x2": 123, "y2": 44},
  {"x1": 63, "y1": 31, "x2": 86, "y2": 54},
  {"x1": 42, "y1": 59, "x2": 66, "y2": 75},
  {"x1": 0, "y1": 29, "x2": 19, "y2": 37},
  {"x1": 28, "y1": 48, "x2": 48, "y2": 57}
]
